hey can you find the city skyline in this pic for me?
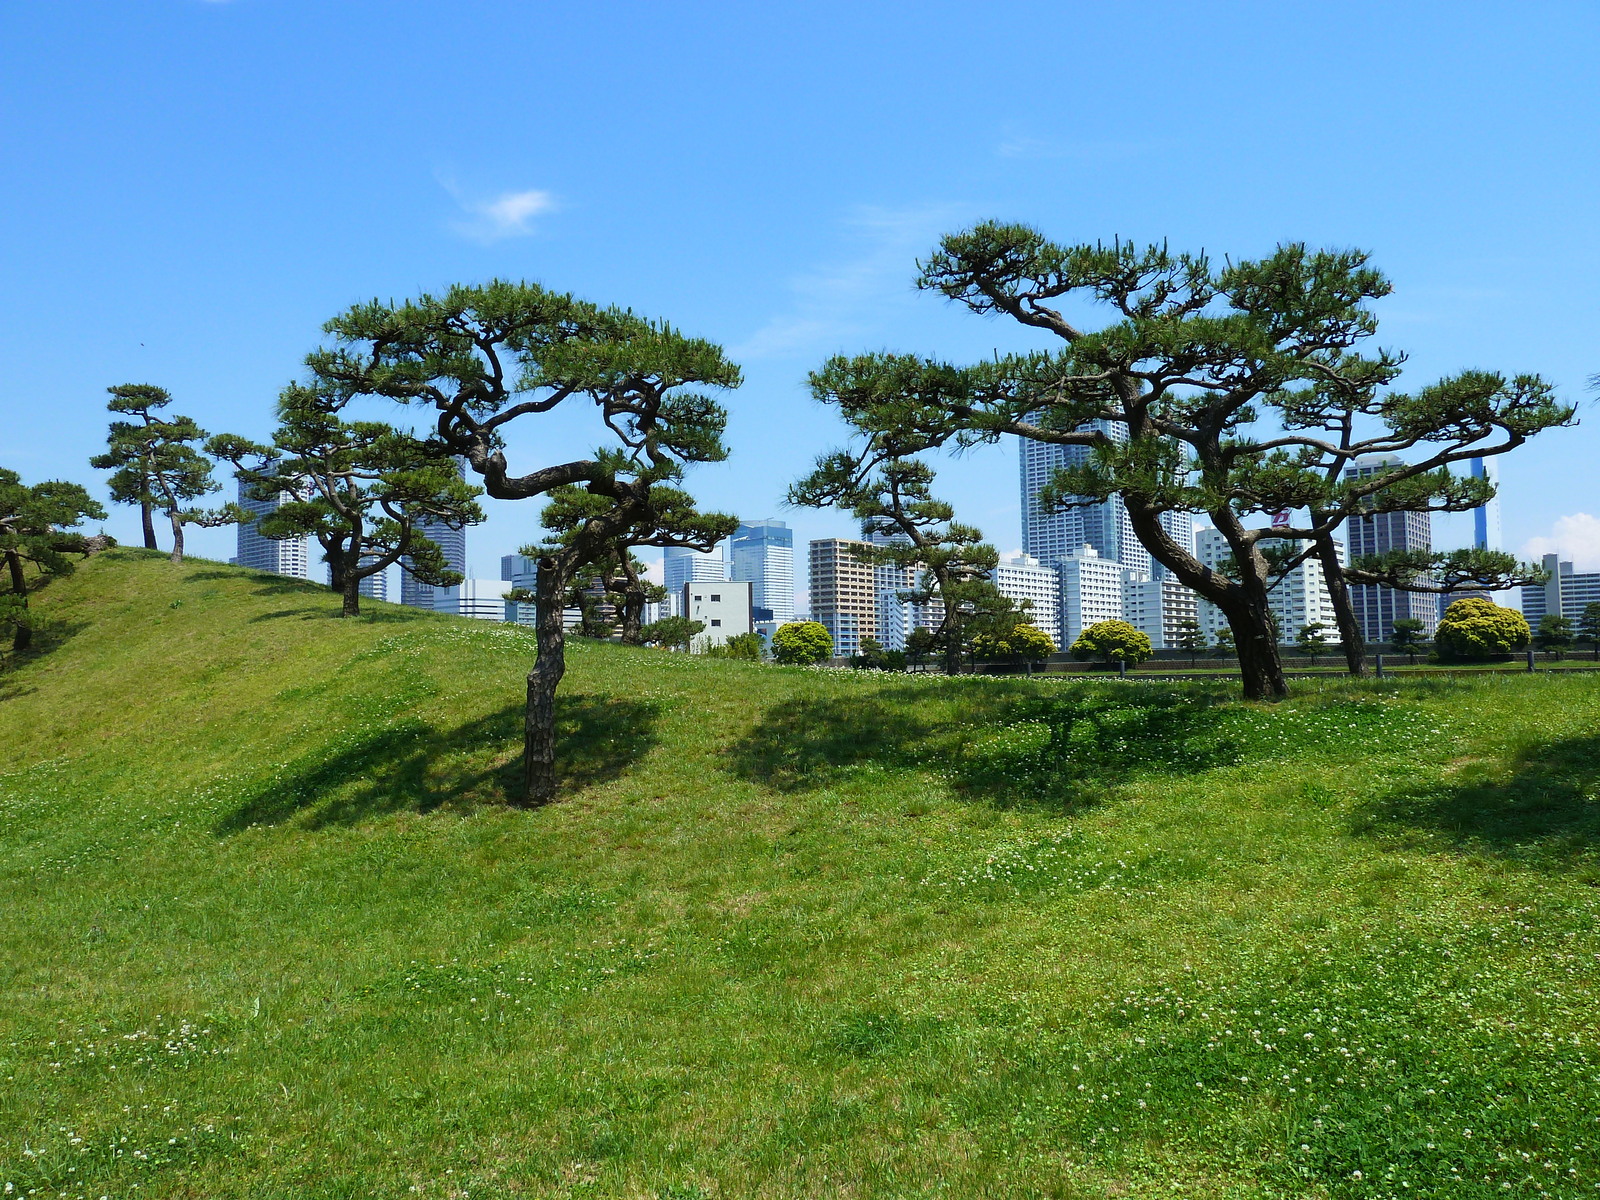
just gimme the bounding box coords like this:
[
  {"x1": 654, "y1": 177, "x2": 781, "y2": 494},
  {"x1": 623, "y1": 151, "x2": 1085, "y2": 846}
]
[{"x1": 7, "y1": 5, "x2": 1596, "y2": 584}]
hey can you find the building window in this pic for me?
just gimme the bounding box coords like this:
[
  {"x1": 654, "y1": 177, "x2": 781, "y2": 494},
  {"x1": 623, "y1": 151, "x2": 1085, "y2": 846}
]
[
  {"x1": 710, "y1": 619, "x2": 722, "y2": 627},
  {"x1": 693, "y1": 595, "x2": 702, "y2": 601},
  {"x1": 710, "y1": 594, "x2": 721, "y2": 602}
]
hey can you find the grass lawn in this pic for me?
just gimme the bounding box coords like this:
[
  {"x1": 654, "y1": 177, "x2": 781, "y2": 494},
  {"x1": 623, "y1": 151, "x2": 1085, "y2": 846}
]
[{"x1": 3, "y1": 550, "x2": 1599, "y2": 1199}]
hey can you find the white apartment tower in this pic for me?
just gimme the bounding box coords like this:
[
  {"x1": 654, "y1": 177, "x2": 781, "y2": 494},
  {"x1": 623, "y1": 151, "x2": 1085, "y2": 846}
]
[
  {"x1": 1056, "y1": 547, "x2": 1146, "y2": 646},
  {"x1": 993, "y1": 552, "x2": 1062, "y2": 647},
  {"x1": 233, "y1": 480, "x2": 311, "y2": 579},
  {"x1": 1192, "y1": 526, "x2": 1344, "y2": 645}
]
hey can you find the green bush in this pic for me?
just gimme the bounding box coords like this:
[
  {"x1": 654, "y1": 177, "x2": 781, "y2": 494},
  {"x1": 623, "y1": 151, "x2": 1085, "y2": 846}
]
[
  {"x1": 1070, "y1": 619, "x2": 1153, "y2": 666},
  {"x1": 972, "y1": 621, "x2": 1056, "y2": 666},
  {"x1": 707, "y1": 631, "x2": 765, "y2": 661},
  {"x1": 1433, "y1": 597, "x2": 1529, "y2": 660},
  {"x1": 771, "y1": 620, "x2": 833, "y2": 666}
]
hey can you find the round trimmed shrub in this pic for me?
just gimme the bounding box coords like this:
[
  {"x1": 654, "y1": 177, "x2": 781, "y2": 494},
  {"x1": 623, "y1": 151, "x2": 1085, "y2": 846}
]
[
  {"x1": 1433, "y1": 597, "x2": 1529, "y2": 660},
  {"x1": 771, "y1": 620, "x2": 834, "y2": 666},
  {"x1": 1070, "y1": 619, "x2": 1153, "y2": 666}
]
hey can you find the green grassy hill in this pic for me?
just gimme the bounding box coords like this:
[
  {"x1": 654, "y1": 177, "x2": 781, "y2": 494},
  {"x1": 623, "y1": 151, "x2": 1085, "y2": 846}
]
[{"x1": 4, "y1": 550, "x2": 1600, "y2": 1199}]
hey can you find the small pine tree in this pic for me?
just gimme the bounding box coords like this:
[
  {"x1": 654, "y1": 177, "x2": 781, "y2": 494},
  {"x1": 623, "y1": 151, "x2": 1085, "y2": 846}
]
[
  {"x1": 1536, "y1": 614, "x2": 1574, "y2": 660},
  {"x1": 1294, "y1": 622, "x2": 1331, "y2": 668},
  {"x1": 1172, "y1": 619, "x2": 1208, "y2": 668},
  {"x1": 0, "y1": 470, "x2": 107, "y2": 653},
  {"x1": 1577, "y1": 602, "x2": 1600, "y2": 661},
  {"x1": 640, "y1": 616, "x2": 704, "y2": 651},
  {"x1": 1389, "y1": 617, "x2": 1427, "y2": 665}
]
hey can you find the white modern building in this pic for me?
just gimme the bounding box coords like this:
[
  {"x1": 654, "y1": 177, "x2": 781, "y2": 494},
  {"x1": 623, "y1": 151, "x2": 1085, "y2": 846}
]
[
  {"x1": 729, "y1": 520, "x2": 795, "y2": 639},
  {"x1": 1056, "y1": 546, "x2": 1146, "y2": 646},
  {"x1": 1192, "y1": 526, "x2": 1344, "y2": 645},
  {"x1": 1522, "y1": 554, "x2": 1600, "y2": 625},
  {"x1": 435, "y1": 578, "x2": 512, "y2": 621},
  {"x1": 1123, "y1": 576, "x2": 1200, "y2": 650},
  {"x1": 682, "y1": 579, "x2": 753, "y2": 650},
  {"x1": 993, "y1": 552, "x2": 1062, "y2": 647},
  {"x1": 232, "y1": 481, "x2": 311, "y2": 578},
  {"x1": 664, "y1": 544, "x2": 729, "y2": 617}
]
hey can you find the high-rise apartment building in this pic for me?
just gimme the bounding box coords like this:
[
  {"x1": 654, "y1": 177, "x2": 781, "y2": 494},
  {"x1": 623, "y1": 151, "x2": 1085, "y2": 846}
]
[
  {"x1": 1521, "y1": 555, "x2": 1600, "y2": 625},
  {"x1": 808, "y1": 538, "x2": 877, "y2": 657},
  {"x1": 1123, "y1": 576, "x2": 1200, "y2": 650},
  {"x1": 1192, "y1": 527, "x2": 1344, "y2": 645},
  {"x1": 357, "y1": 556, "x2": 388, "y2": 602},
  {"x1": 1056, "y1": 547, "x2": 1145, "y2": 646},
  {"x1": 1343, "y1": 453, "x2": 1438, "y2": 640},
  {"x1": 232, "y1": 480, "x2": 311, "y2": 578},
  {"x1": 400, "y1": 459, "x2": 472, "y2": 609},
  {"x1": 1018, "y1": 423, "x2": 1148, "y2": 573},
  {"x1": 729, "y1": 519, "x2": 795, "y2": 635},
  {"x1": 993, "y1": 552, "x2": 1062, "y2": 647}
]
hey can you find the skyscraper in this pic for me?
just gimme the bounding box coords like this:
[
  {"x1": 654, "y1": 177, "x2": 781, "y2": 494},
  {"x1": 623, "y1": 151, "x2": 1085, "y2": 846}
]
[
  {"x1": 357, "y1": 556, "x2": 387, "y2": 602},
  {"x1": 808, "y1": 538, "x2": 876, "y2": 657},
  {"x1": 1018, "y1": 423, "x2": 1147, "y2": 572},
  {"x1": 233, "y1": 479, "x2": 311, "y2": 578},
  {"x1": 1470, "y1": 456, "x2": 1502, "y2": 551},
  {"x1": 729, "y1": 519, "x2": 795, "y2": 632},
  {"x1": 401, "y1": 458, "x2": 471, "y2": 609},
  {"x1": 1344, "y1": 454, "x2": 1438, "y2": 641}
]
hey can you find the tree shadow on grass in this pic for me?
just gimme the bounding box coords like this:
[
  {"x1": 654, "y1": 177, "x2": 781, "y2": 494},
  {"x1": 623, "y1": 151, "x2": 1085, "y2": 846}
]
[
  {"x1": 1355, "y1": 734, "x2": 1600, "y2": 867},
  {"x1": 248, "y1": 606, "x2": 416, "y2": 624},
  {"x1": 186, "y1": 568, "x2": 324, "y2": 596},
  {"x1": 725, "y1": 681, "x2": 1240, "y2": 812},
  {"x1": 0, "y1": 616, "x2": 90, "y2": 692},
  {"x1": 214, "y1": 694, "x2": 659, "y2": 832}
]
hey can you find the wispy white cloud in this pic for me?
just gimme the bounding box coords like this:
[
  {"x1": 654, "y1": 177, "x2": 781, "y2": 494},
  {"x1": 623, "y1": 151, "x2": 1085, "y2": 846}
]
[
  {"x1": 731, "y1": 203, "x2": 969, "y2": 362},
  {"x1": 1522, "y1": 512, "x2": 1600, "y2": 572},
  {"x1": 440, "y1": 178, "x2": 557, "y2": 242}
]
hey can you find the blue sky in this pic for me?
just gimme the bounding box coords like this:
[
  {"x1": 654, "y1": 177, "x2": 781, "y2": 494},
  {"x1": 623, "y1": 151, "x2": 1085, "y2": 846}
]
[{"x1": 4, "y1": 1, "x2": 1598, "y2": 593}]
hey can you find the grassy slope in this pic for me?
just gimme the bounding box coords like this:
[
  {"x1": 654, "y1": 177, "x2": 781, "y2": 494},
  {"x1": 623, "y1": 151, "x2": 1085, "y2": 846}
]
[{"x1": 3, "y1": 550, "x2": 1599, "y2": 1200}]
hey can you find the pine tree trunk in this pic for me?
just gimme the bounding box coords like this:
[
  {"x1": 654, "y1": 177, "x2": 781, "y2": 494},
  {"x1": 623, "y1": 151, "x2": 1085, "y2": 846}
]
[
  {"x1": 522, "y1": 556, "x2": 569, "y2": 807},
  {"x1": 168, "y1": 513, "x2": 185, "y2": 565},
  {"x1": 342, "y1": 575, "x2": 361, "y2": 617},
  {"x1": 1224, "y1": 580, "x2": 1288, "y2": 701},
  {"x1": 620, "y1": 588, "x2": 645, "y2": 645},
  {"x1": 1316, "y1": 531, "x2": 1367, "y2": 676},
  {"x1": 141, "y1": 503, "x2": 157, "y2": 550},
  {"x1": 6, "y1": 549, "x2": 30, "y2": 652}
]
